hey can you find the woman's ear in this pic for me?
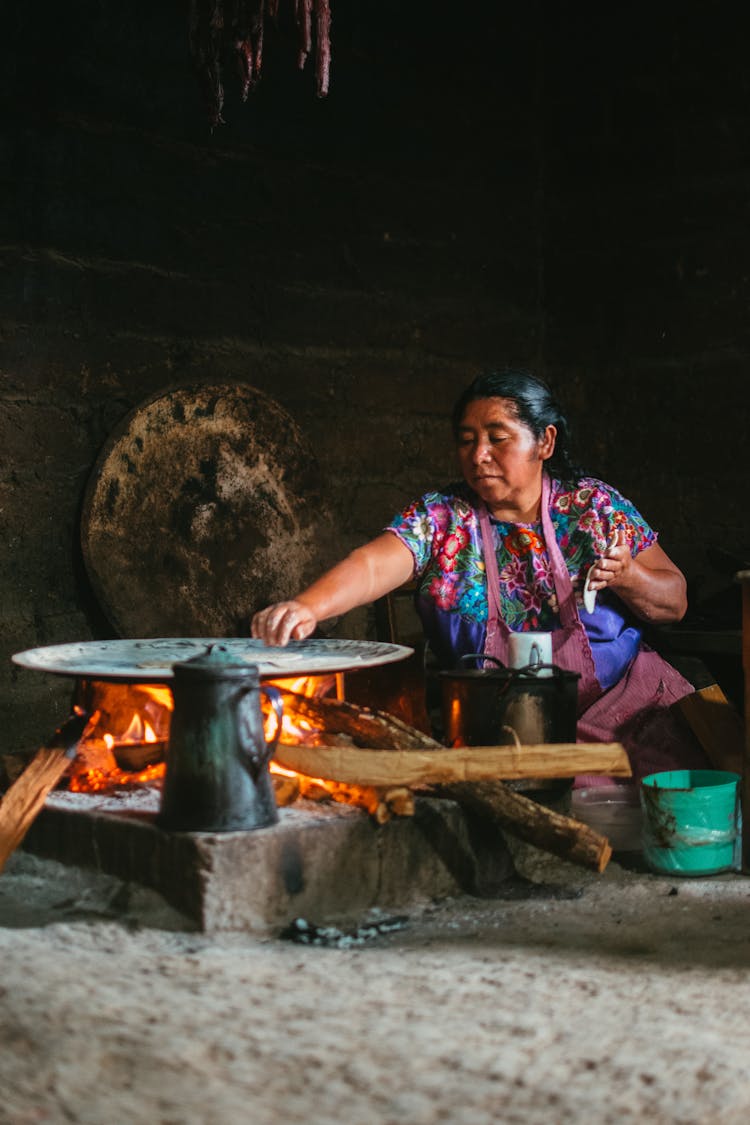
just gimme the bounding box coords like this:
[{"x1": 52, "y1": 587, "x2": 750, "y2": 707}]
[{"x1": 539, "y1": 424, "x2": 557, "y2": 461}]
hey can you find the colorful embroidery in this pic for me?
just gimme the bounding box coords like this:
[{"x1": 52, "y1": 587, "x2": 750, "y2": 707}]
[{"x1": 388, "y1": 477, "x2": 655, "y2": 633}]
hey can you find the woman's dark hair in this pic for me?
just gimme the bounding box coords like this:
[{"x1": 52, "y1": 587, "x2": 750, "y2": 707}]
[{"x1": 451, "y1": 368, "x2": 582, "y2": 486}]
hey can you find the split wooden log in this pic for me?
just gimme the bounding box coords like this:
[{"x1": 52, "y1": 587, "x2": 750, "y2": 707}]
[
  {"x1": 271, "y1": 771, "x2": 302, "y2": 807},
  {"x1": 273, "y1": 740, "x2": 631, "y2": 787},
  {"x1": 278, "y1": 690, "x2": 442, "y2": 749},
  {"x1": 382, "y1": 787, "x2": 415, "y2": 818},
  {"x1": 320, "y1": 783, "x2": 415, "y2": 824},
  {"x1": 438, "y1": 780, "x2": 613, "y2": 874},
  {"x1": 0, "y1": 712, "x2": 92, "y2": 874},
  {"x1": 282, "y1": 770, "x2": 415, "y2": 823},
  {"x1": 274, "y1": 693, "x2": 622, "y2": 857}
]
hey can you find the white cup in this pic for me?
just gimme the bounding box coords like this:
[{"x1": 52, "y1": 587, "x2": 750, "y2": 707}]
[{"x1": 508, "y1": 632, "x2": 553, "y2": 677}]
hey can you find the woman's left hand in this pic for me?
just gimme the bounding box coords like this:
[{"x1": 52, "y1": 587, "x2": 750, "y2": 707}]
[
  {"x1": 585, "y1": 528, "x2": 631, "y2": 593},
  {"x1": 585, "y1": 530, "x2": 687, "y2": 623}
]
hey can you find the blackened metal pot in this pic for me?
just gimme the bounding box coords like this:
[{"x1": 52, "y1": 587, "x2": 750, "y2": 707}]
[{"x1": 440, "y1": 654, "x2": 580, "y2": 749}]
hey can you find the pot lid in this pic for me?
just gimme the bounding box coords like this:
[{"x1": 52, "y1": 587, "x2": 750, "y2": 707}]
[
  {"x1": 12, "y1": 637, "x2": 414, "y2": 682},
  {"x1": 80, "y1": 381, "x2": 335, "y2": 637}
]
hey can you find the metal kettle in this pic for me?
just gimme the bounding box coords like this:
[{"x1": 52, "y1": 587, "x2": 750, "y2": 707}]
[{"x1": 158, "y1": 644, "x2": 283, "y2": 832}]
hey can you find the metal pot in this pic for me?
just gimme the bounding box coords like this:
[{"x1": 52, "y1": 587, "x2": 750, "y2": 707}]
[{"x1": 440, "y1": 654, "x2": 580, "y2": 749}]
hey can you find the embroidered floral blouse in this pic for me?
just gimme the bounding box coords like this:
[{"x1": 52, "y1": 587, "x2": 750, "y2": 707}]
[{"x1": 387, "y1": 476, "x2": 657, "y2": 681}]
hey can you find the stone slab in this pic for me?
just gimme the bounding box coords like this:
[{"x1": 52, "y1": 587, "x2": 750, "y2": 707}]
[{"x1": 20, "y1": 789, "x2": 513, "y2": 933}]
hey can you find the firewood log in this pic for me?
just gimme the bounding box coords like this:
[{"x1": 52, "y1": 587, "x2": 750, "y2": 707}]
[
  {"x1": 0, "y1": 712, "x2": 91, "y2": 873},
  {"x1": 295, "y1": 780, "x2": 414, "y2": 823},
  {"x1": 271, "y1": 772, "x2": 301, "y2": 807},
  {"x1": 383, "y1": 787, "x2": 415, "y2": 818},
  {"x1": 278, "y1": 691, "x2": 442, "y2": 749},
  {"x1": 437, "y1": 780, "x2": 612, "y2": 874},
  {"x1": 273, "y1": 741, "x2": 631, "y2": 787}
]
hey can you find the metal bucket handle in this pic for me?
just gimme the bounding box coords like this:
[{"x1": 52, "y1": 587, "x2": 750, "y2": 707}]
[
  {"x1": 458, "y1": 653, "x2": 568, "y2": 682},
  {"x1": 458, "y1": 653, "x2": 505, "y2": 670},
  {"x1": 456, "y1": 654, "x2": 529, "y2": 703}
]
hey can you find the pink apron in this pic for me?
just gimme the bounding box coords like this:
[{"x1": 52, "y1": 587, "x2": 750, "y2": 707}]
[{"x1": 477, "y1": 473, "x2": 708, "y2": 783}]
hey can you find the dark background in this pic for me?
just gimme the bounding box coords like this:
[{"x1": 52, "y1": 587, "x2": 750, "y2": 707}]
[{"x1": 1, "y1": 1, "x2": 748, "y2": 748}]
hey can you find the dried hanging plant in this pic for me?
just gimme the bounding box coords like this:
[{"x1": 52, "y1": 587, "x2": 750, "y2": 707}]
[{"x1": 189, "y1": 0, "x2": 332, "y2": 128}]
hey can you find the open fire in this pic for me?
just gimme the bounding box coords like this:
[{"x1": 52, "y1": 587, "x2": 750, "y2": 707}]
[
  {"x1": 2, "y1": 648, "x2": 627, "y2": 894},
  {"x1": 65, "y1": 674, "x2": 406, "y2": 819},
  {"x1": 68, "y1": 682, "x2": 174, "y2": 792}
]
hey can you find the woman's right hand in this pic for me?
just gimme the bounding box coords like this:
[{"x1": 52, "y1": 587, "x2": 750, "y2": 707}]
[
  {"x1": 250, "y1": 600, "x2": 318, "y2": 646},
  {"x1": 250, "y1": 533, "x2": 414, "y2": 647}
]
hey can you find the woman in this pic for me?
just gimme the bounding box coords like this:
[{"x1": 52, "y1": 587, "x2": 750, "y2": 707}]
[{"x1": 252, "y1": 369, "x2": 707, "y2": 781}]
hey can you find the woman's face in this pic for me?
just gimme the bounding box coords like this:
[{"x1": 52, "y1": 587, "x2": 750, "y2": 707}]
[{"x1": 456, "y1": 397, "x2": 556, "y2": 521}]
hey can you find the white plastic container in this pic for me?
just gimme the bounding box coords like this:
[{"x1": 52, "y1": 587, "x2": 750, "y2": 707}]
[{"x1": 570, "y1": 783, "x2": 643, "y2": 853}]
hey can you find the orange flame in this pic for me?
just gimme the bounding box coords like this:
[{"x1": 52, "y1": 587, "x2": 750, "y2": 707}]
[
  {"x1": 119, "y1": 713, "x2": 159, "y2": 744},
  {"x1": 69, "y1": 673, "x2": 365, "y2": 810}
]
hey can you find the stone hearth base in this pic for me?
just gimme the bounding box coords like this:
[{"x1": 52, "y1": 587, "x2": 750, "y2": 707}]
[{"x1": 21, "y1": 789, "x2": 514, "y2": 933}]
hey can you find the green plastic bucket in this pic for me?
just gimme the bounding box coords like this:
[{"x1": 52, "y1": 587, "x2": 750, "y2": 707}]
[{"x1": 640, "y1": 769, "x2": 741, "y2": 876}]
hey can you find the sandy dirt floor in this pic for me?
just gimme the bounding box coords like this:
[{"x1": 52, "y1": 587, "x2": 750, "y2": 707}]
[{"x1": 2, "y1": 845, "x2": 750, "y2": 1125}]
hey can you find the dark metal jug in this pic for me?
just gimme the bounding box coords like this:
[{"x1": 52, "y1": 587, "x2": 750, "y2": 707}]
[{"x1": 158, "y1": 644, "x2": 283, "y2": 832}]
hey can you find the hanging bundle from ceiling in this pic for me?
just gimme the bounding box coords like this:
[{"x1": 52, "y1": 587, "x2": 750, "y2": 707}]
[{"x1": 189, "y1": 0, "x2": 332, "y2": 128}]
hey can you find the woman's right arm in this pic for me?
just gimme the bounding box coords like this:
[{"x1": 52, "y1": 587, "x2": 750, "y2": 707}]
[{"x1": 250, "y1": 531, "x2": 416, "y2": 646}]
